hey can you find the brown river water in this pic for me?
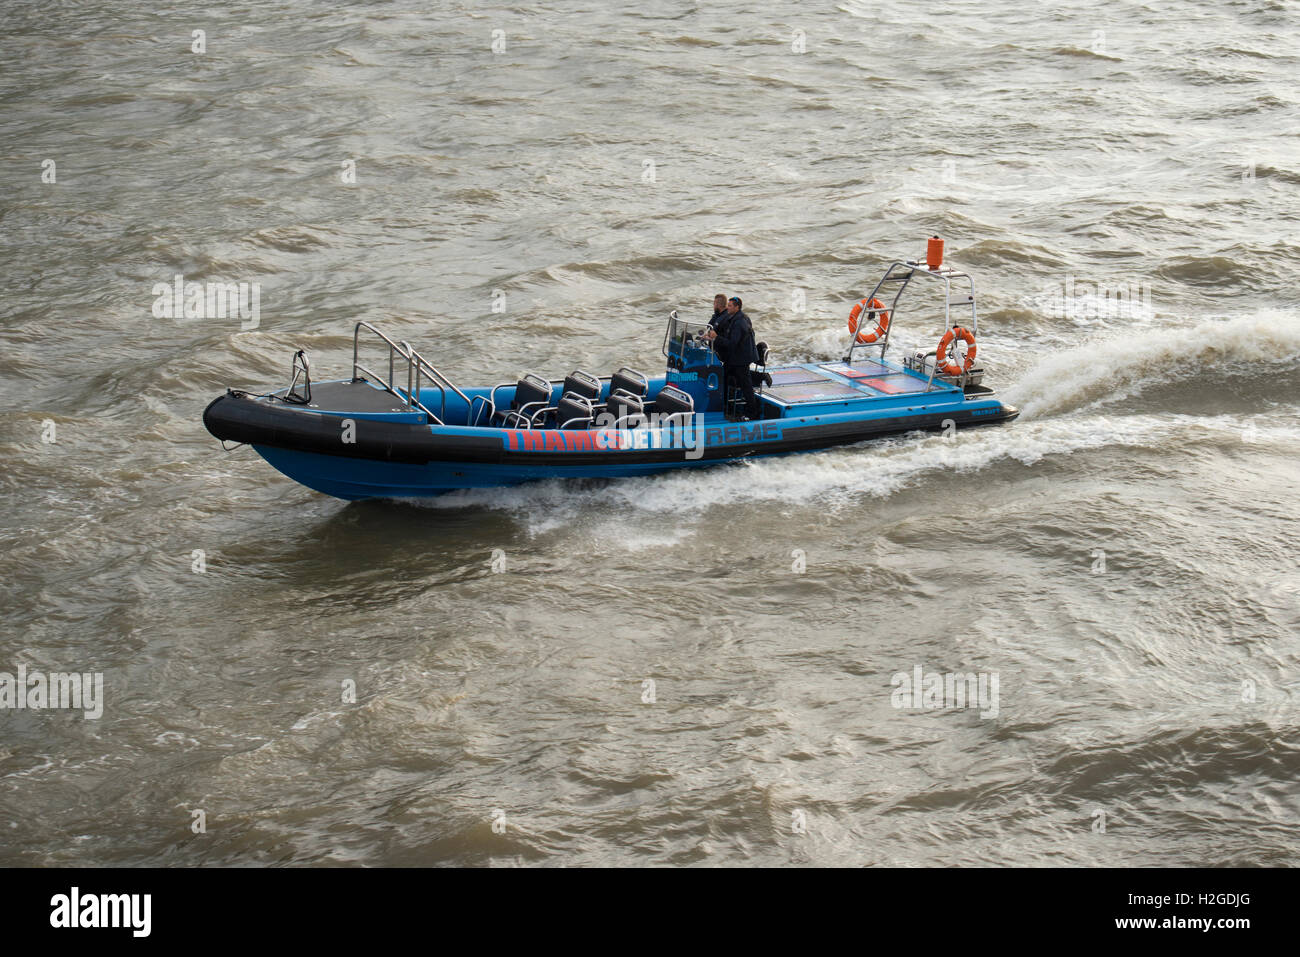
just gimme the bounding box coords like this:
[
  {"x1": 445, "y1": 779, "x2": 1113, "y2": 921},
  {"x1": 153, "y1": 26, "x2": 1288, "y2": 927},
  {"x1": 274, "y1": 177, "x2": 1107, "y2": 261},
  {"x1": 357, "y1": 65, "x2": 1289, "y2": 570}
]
[{"x1": 1, "y1": 1, "x2": 1298, "y2": 865}]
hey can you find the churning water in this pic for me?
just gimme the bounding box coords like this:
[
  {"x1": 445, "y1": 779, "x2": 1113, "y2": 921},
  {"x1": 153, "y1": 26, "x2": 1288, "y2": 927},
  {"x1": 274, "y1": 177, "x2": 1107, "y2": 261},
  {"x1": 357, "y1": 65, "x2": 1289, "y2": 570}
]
[{"x1": 1, "y1": 1, "x2": 1298, "y2": 865}]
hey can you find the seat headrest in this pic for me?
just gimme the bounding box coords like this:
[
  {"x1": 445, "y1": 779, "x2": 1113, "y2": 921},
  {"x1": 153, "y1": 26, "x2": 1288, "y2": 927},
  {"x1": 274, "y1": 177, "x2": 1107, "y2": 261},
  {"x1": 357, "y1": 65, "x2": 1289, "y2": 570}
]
[
  {"x1": 607, "y1": 388, "x2": 645, "y2": 424},
  {"x1": 563, "y1": 370, "x2": 601, "y2": 401},
  {"x1": 611, "y1": 367, "x2": 648, "y2": 398},
  {"x1": 654, "y1": 385, "x2": 694, "y2": 416},
  {"x1": 514, "y1": 373, "x2": 553, "y2": 408},
  {"x1": 556, "y1": 392, "x2": 594, "y2": 429}
]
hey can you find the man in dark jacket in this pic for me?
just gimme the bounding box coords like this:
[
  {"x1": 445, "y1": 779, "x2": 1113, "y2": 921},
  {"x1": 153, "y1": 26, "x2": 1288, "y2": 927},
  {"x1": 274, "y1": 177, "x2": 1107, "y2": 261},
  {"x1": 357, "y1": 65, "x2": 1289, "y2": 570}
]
[
  {"x1": 708, "y1": 294, "x2": 727, "y2": 332},
  {"x1": 711, "y1": 296, "x2": 759, "y2": 420}
]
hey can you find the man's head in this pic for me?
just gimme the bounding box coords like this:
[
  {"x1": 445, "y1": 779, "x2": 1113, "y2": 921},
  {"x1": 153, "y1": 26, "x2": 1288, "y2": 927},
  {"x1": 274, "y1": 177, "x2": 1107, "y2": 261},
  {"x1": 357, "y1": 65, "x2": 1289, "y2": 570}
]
[
  {"x1": 713, "y1": 294, "x2": 726, "y2": 312},
  {"x1": 727, "y1": 296, "x2": 742, "y2": 314}
]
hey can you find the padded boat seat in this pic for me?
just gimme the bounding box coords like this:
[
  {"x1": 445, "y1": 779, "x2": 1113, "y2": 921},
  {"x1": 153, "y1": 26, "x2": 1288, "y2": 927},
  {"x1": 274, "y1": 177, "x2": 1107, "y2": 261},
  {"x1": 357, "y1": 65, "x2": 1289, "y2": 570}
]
[
  {"x1": 556, "y1": 392, "x2": 594, "y2": 429},
  {"x1": 610, "y1": 367, "x2": 648, "y2": 399},
  {"x1": 651, "y1": 384, "x2": 694, "y2": 420},
  {"x1": 564, "y1": 370, "x2": 602, "y2": 403},
  {"x1": 607, "y1": 389, "x2": 645, "y2": 426},
  {"x1": 502, "y1": 373, "x2": 553, "y2": 428}
]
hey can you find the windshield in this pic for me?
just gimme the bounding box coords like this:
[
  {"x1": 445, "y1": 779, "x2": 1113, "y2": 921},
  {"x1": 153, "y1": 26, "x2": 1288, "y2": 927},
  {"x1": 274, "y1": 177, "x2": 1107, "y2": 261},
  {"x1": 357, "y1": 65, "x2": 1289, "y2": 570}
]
[{"x1": 663, "y1": 313, "x2": 714, "y2": 358}]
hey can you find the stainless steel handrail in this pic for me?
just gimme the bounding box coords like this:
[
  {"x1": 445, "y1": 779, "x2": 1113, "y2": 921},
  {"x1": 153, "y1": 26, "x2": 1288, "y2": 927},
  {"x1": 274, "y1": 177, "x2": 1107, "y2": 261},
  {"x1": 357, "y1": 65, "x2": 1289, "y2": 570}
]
[
  {"x1": 352, "y1": 321, "x2": 452, "y2": 424},
  {"x1": 468, "y1": 395, "x2": 495, "y2": 427},
  {"x1": 845, "y1": 260, "x2": 980, "y2": 369},
  {"x1": 399, "y1": 339, "x2": 476, "y2": 426}
]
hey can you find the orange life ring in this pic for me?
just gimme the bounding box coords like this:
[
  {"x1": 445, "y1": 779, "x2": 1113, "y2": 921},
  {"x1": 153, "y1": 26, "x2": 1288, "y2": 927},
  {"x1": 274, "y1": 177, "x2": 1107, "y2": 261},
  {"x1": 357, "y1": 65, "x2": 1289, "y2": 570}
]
[
  {"x1": 936, "y1": 326, "x2": 977, "y2": 376},
  {"x1": 848, "y1": 297, "x2": 890, "y2": 344}
]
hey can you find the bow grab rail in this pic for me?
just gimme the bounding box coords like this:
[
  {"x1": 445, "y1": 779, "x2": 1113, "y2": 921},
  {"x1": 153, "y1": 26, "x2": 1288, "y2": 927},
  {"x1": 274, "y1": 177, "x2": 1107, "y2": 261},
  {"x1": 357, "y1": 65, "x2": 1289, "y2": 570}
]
[{"x1": 351, "y1": 321, "x2": 475, "y2": 425}]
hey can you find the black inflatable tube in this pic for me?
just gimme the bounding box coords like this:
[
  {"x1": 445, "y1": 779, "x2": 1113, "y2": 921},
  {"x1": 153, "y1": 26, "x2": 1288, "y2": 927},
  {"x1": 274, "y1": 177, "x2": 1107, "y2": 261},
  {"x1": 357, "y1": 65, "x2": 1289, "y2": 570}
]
[{"x1": 204, "y1": 390, "x2": 1019, "y2": 468}]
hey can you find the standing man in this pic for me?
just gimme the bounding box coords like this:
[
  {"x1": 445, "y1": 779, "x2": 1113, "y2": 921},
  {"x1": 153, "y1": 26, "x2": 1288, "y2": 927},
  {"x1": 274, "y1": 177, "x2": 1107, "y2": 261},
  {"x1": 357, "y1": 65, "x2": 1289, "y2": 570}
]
[
  {"x1": 709, "y1": 296, "x2": 759, "y2": 420},
  {"x1": 708, "y1": 293, "x2": 728, "y2": 332}
]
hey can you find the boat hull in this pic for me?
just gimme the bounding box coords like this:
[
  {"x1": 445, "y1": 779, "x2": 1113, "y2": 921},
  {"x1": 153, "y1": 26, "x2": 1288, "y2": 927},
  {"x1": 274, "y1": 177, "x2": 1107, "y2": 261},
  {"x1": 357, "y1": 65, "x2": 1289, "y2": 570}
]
[{"x1": 205, "y1": 389, "x2": 1019, "y2": 500}]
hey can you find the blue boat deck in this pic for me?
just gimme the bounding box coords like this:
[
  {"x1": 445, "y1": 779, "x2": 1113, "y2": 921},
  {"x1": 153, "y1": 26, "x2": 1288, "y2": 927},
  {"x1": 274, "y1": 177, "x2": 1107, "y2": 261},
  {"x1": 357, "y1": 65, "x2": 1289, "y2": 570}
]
[{"x1": 760, "y1": 358, "x2": 949, "y2": 416}]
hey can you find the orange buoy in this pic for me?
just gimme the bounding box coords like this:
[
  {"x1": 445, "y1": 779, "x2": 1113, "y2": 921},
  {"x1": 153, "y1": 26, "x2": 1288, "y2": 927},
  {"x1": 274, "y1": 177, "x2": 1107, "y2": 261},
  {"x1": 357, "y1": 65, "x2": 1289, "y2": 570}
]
[
  {"x1": 926, "y1": 235, "x2": 944, "y2": 271},
  {"x1": 848, "y1": 297, "x2": 890, "y2": 343},
  {"x1": 936, "y1": 326, "x2": 976, "y2": 376}
]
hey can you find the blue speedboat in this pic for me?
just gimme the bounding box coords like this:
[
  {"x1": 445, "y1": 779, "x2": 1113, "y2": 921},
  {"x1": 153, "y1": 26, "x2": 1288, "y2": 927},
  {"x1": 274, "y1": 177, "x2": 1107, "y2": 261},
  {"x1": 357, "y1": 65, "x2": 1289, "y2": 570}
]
[{"x1": 204, "y1": 245, "x2": 1018, "y2": 500}]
